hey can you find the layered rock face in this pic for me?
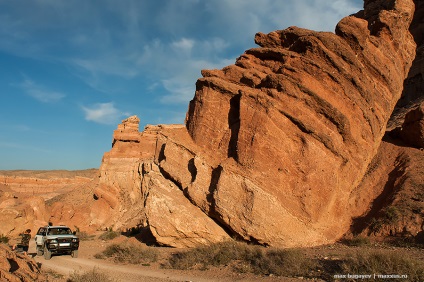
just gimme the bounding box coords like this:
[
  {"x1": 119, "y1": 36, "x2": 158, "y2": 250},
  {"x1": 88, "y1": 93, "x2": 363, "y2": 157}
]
[
  {"x1": 95, "y1": 117, "x2": 230, "y2": 247},
  {"x1": 0, "y1": 170, "x2": 97, "y2": 236},
  {"x1": 95, "y1": 0, "x2": 421, "y2": 247},
  {"x1": 183, "y1": 0, "x2": 416, "y2": 246}
]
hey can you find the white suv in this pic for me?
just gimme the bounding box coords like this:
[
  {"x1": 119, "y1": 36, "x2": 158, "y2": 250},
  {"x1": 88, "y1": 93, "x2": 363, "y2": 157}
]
[{"x1": 34, "y1": 226, "x2": 79, "y2": 260}]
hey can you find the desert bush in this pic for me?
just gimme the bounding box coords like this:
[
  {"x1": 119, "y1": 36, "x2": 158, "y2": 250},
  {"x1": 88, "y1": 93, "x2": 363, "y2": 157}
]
[
  {"x1": 341, "y1": 236, "x2": 371, "y2": 247},
  {"x1": 340, "y1": 249, "x2": 424, "y2": 282},
  {"x1": 67, "y1": 267, "x2": 117, "y2": 282},
  {"x1": 77, "y1": 231, "x2": 96, "y2": 241},
  {"x1": 166, "y1": 240, "x2": 252, "y2": 270},
  {"x1": 99, "y1": 230, "x2": 120, "y2": 241},
  {"x1": 165, "y1": 240, "x2": 317, "y2": 277},
  {"x1": 369, "y1": 206, "x2": 401, "y2": 233},
  {"x1": 95, "y1": 243, "x2": 158, "y2": 264},
  {"x1": 0, "y1": 234, "x2": 9, "y2": 244},
  {"x1": 247, "y1": 248, "x2": 317, "y2": 277}
]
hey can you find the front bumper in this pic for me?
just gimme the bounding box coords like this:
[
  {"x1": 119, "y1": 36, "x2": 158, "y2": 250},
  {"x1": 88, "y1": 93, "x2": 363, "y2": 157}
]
[{"x1": 46, "y1": 238, "x2": 79, "y2": 253}]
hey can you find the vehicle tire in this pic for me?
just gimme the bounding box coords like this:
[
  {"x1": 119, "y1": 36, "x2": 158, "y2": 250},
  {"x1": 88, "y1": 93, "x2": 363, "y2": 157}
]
[
  {"x1": 43, "y1": 245, "x2": 52, "y2": 260},
  {"x1": 36, "y1": 246, "x2": 43, "y2": 256},
  {"x1": 71, "y1": 250, "x2": 78, "y2": 258}
]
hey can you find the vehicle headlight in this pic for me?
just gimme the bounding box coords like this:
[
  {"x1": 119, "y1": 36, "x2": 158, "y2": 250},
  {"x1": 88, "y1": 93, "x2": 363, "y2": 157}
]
[
  {"x1": 49, "y1": 239, "x2": 58, "y2": 243},
  {"x1": 72, "y1": 238, "x2": 79, "y2": 242}
]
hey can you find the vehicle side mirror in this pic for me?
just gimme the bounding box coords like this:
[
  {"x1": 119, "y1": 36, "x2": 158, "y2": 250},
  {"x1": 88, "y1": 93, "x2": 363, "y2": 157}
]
[{"x1": 73, "y1": 231, "x2": 76, "y2": 235}]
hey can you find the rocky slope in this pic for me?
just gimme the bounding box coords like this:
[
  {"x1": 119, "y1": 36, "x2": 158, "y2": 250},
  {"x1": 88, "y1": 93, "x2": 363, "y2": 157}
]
[
  {"x1": 90, "y1": 0, "x2": 422, "y2": 247},
  {"x1": 0, "y1": 244, "x2": 46, "y2": 281},
  {"x1": 1, "y1": 0, "x2": 421, "y2": 249}
]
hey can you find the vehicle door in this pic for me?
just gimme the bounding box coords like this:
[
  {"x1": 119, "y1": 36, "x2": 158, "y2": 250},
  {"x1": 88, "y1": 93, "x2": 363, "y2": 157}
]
[{"x1": 35, "y1": 227, "x2": 46, "y2": 246}]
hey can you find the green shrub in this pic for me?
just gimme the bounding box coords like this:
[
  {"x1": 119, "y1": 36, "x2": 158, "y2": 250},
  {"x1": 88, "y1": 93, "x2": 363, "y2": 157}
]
[
  {"x1": 67, "y1": 267, "x2": 117, "y2": 282},
  {"x1": 95, "y1": 243, "x2": 158, "y2": 264},
  {"x1": 0, "y1": 234, "x2": 9, "y2": 244},
  {"x1": 369, "y1": 206, "x2": 401, "y2": 233}
]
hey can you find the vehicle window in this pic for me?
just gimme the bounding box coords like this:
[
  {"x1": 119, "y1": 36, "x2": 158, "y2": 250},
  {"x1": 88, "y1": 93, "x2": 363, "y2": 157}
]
[
  {"x1": 37, "y1": 228, "x2": 45, "y2": 235},
  {"x1": 48, "y1": 228, "x2": 72, "y2": 235}
]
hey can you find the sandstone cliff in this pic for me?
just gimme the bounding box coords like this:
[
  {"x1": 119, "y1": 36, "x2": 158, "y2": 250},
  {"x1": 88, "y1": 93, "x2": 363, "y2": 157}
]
[
  {"x1": 91, "y1": 0, "x2": 422, "y2": 247},
  {"x1": 0, "y1": 170, "x2": 97, "y2": 236}
]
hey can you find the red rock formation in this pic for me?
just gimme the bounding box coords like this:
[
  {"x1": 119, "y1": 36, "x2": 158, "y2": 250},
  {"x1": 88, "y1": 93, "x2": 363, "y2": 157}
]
[
  {"x1": 94, "y1": 117, "x2": 231, "y2": 247},
  {"x1": 349, "y1": 110, "x2": 424, "y2": 239},
  {"x1": 0, "y1": 170, "x2": 97, "y2": 236},
  {"x1": 183, "y1": 0, "x2": 416, "y2": 246},
  {"x1": 91, "y1": 0, "x2": 421, "y2": 247},
  {"x1": 345, "y1": 0, "x2": 424, "y2": 241},
  {"x1": 0, "y1": 244, "x2": 46, "y2": 281}
]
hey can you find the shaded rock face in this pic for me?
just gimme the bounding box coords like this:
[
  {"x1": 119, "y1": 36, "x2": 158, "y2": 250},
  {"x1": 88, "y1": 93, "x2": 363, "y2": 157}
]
[
  {"x1": 397, "y1": 0, "x2": 424, "y2": 107},
  {"x1": 348, "y1": 104, "x2": 424, "y2": 239},
  {"x1": 0, "y1": 244, "x2": 46, "y2": 282},
  {"x1": 401, "y1": 102, "x2": 424, "y2": 147},
  {"x1": 95, "y1": 0, "x2": 421, "y2": 247}
]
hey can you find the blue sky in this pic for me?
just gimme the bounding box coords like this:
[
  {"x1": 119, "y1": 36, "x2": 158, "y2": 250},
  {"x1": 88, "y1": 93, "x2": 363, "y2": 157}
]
[{"x1": 0, "y1": 0, "x2": 362, "y2": 170}]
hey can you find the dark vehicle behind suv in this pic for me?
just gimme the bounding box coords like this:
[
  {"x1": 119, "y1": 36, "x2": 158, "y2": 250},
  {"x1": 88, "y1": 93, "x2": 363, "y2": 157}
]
[{"x1": 35, "y1": 226, "x2": 79, "y2": 260}]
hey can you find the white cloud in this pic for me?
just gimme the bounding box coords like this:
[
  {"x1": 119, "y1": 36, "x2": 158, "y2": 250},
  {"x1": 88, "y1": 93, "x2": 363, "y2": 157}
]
[
  {"x1": 171, "y1": 38, "x2": 195, "y2": 54},
  {"x1": 19, "y1": 78, "x2": 65, "y2": 103},
  {"x1": 2, "y1": 0, "x2": 362, "y2": 106},
  {"x1": 81, "y1": 102, "x2": 130, "y2": 125}
]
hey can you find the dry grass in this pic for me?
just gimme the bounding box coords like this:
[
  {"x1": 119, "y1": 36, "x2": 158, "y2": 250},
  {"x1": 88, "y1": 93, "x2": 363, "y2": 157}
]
[
  {"x1": 164, "y1": 240, "x2": 317, "y2": 278},
  {"x1": 339, "y1": 249, "x2": 424, "y2": 282},
  {"x1": 67, "y1": 267, "x2": 117, "y2": 282},
  {"x1": 162, "y1": 240, "x2": 423, "y2": 280},
  {"x1": 95, "y1": 243, "x2": 159, "y2": 264},
  {"x1": 340, "y1": 236, "x2": 371, "y2": 247},
  {"x1": 98, "y1": 230, "x2": 120, "y2": 241},
  {"x1": 93, "y1": 239, "x2": 423, "y2": 281}
]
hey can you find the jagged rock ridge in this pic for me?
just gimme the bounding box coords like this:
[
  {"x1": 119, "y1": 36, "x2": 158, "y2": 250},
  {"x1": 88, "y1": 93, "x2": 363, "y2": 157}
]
[{"x1": 91, "y1": 0, "x2": 420, "y2": 247}]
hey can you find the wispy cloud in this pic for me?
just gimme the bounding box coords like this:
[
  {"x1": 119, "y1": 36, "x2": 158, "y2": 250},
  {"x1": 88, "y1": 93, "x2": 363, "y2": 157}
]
[
  {"x1": 18, "y1": 78, "x2": 65, "y2": 103},
  {"x1": 1, "y1": 0, "x2": 362, "y2": 109},
  {"x1": 81, "y1": 102, "x2": 130, "y2": 125},
  {"x1": 0, "y1": 141, "x2": 52, "y2": 153}
]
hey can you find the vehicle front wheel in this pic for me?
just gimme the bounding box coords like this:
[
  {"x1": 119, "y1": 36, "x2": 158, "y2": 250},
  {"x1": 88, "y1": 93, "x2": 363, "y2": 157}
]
[
  {"x1": 71, "y1": 250, "x2": 78, "y2": 258},
  {"x1": 43, "y1": 245, "x2": 52, "y2": 260},
  {"x1": 36, "y1": 246, "x2": 43, "y2": 256}
]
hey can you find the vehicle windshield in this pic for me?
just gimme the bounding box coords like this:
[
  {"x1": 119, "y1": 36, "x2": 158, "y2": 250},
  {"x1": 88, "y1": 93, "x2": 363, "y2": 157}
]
[{"x1": 47, "y1": 228, "x2": 72, "y2": 235}]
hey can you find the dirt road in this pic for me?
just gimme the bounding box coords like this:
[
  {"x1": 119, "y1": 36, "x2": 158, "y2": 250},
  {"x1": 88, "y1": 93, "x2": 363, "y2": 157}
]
[{"x1": 29, "y1": 239, "x2": 289, "y2": 282}]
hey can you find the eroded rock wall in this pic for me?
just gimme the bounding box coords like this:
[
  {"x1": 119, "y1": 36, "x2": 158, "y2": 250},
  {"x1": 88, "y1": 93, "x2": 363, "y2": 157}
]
[
  {"x1": 94, "y1": 0, "x2": 422, "y2": 247},
  {"x1": 183, "y1": 0, "x2": 416, "y2": 246}
]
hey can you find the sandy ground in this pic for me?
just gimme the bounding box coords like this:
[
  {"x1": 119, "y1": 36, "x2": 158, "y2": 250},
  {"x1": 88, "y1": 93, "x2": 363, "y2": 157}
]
[{"x1": 29, "y1": 237, "x2": 303, "y2": 282}]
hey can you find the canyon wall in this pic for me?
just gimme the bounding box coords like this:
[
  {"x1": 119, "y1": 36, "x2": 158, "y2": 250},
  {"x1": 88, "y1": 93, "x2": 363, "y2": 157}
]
[
  {"x1": 0, "y1": 170, "x2": 97, "y2": 236},
  {"x1": 92, "y1": 0, "x2": 422, "y2": 247},
  {"x1": 2, "y1": 0, "x2": 421, "y2": 247}
]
